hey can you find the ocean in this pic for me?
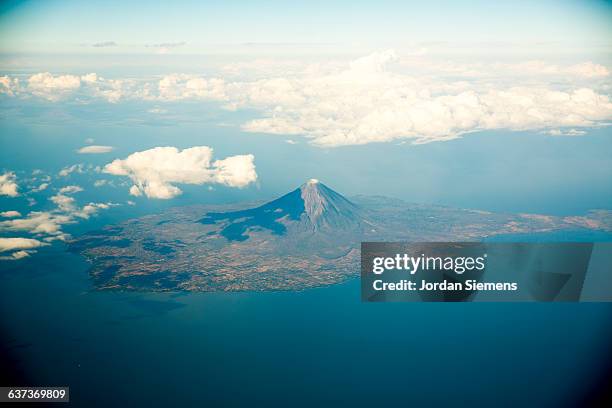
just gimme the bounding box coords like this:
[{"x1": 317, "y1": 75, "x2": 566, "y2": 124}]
[
  {"x1": 1, "y1": 119, "x2": 612, "y2": 406},
  {"x1": 1, "y1": 235, "x2": 611, "y2": 407}
]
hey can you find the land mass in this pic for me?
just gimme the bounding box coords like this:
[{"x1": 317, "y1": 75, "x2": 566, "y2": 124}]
[{"x1": 70, "y1": 180, "x2": 612, "y2": 292}]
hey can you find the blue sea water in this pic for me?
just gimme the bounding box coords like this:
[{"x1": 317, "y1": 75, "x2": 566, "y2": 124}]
[
  {"x1": 1, "y1": 101, "x2": 612, "y2": 406},
  {"x1": 1, "y1": 235, "x2": 612, "y2": 407}
]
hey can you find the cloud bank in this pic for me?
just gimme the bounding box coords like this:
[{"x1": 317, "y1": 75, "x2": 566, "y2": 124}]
[
  {"x1": 1, "y1": 51, "x2": 611, "y2": 145},
  {"x1": 104, "y1": 146, "x2": 257, "y2": 199},
  {"x1": 0, "y1": 211, "x2": 73, "y2": 238},
  {"x1": 231, "y1": 51, "x2": 612, "y2": 146},
  {"x1": 0, "y1": 237, "x2": 48, "y2": 260},
  {"x1": 0, "y1": 180, "x2": 117, "y2": 245}
]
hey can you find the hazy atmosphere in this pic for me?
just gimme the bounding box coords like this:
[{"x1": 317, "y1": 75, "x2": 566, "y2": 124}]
[{"x1": 1, "y1": 1, "x2": 612, "y2": 407}]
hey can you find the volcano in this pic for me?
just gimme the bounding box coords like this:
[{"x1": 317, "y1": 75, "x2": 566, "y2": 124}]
[
  {"x1": 199, "y1": 179, "x2": 365, "y2": 242},
  {"x1": 71, "y1": 180, "x2": 612, "y2": 292}
]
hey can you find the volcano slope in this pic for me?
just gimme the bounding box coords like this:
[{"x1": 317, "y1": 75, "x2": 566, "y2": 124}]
[{"x1": 71, "y1": 179, "x2": 612, "y2": 291}]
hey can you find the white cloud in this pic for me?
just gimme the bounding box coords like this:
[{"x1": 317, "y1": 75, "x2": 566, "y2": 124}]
[
  {"x1": 33, "y1": 171, "x2": 52, "y2": 182},
  {"x1": 104, "y1": 146, "x2": 257, "y2": 199},
  {"x1": 1, "y1": 182, "x2": 115, "y2": 242},
  {"x1": 59, "y1": 164, "x2": 85, "y2": 177},
  {"x1": 129, "y1": 185, "x2": 142, "y2": 196},
  {"x1": 0, "y1": 237, "x2": 48, "y2": 252},
  {"x1": 19, "y1": 72, "x2": 130, "y2": 102},
  {"x1": 350, "y1": 49, "x2": 399, "y2": 74},
  {"x1": 157, "y1": 74, "x2": 226, "y2": 101},
  {"x1": 0, "y1": 237, "x2": 49, "y2": 261},
  {"x1": 398, "y1": 59, "x2": 610, "y2": 80},
  {"x1": 77, "y1": 145, "x2": 114, "y2": 154},
  {"x1": 2, "y1": 52, "x2": 611, "y2": 146},
  {"x1": 90, "y1": 78, "x2": 135, "y2": 103},
  {"x1": 50, "y1": 193, "x2": 77, "y2": 212},
  {"x1": 565, "y1": 62, "x2": 609, "y2": 78},
  {"x1": 0, "y1": 211, "x2": 72, "y2": 236},
  {"x1": 230, "y1": 51, "x2": 612, "y2": 146},
  {"x1": 0, "y1": 172, "x2": 19, "y2": 197},
  {"x1": 80, "y1": 73, "x2": 98, "y2": 83},
  {"x1": 212, "y1": 154, "x2": 259, "y2": 188},
  {"x1": 32, "y1": 183, "x2": 49, "y2": 192},
  {"x1": 0, "y1": 75, "x2": 20, "y2": 96},
  {"x1": 543, "y1": 128, "x2": 588, "y2": 136},
  {"x1": 27, "y1": 72, "x2": 81, "y2": 100},
  {"x1": 0, "y1": 250, "x2": 33, "y2": 260},
  {"x1": 0, "y1": 201, "x2": 115, "y2": 240},
  {"x1": 0, "y1": 210, "x2": 21, "y2": 218},
  {"x1": 58, "y1": 185, "x2": 83, "y2": 194},
  {"x1": 50, "y1": 190, "x2": 113, "y2": 220},
  {"x1": 131, "y1": 51, "x2": 612, "y2": 146},
  {"x1": 75, "y1": 202, "x2": 114, "y2": 219}
]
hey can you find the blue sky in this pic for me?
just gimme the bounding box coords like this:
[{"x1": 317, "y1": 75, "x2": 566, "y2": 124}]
[{"x1": 1, "y1": 0, "x2": 611, "y2": 55}]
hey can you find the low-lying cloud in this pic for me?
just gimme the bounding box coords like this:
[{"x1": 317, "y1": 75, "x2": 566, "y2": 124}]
[
  {"x1": 0, "y1": 237, "x2": 47, "y2": 252},
  {"x1": 0, "y1": 237, "x2": 48, "y2": 260},
  {"x1": 233, "y1": 51, "x2": 612, "y2": 146},
  {"x1": 77, "y1": 145, "x2": 114, "y2": 154},
  {"x1": 1, "y1": 50, "x2": 611, "y2": 145},
  {"x1": 0, "y1": 211, "x2": 71, "y2": 238},
  {"x1": 104, "y1": 146, "x2": 257, "y2": 199},
  {"x1": 0, "y1": 210, "x2": 21, "y2": 218},
  {"x1": 59, "y1": 163, "x2": 86, "y2": 177},
  {"x1": 0, "y1": 181, "x2": 117, "y2": 246},
  {"x1": 0, "y1": 172, "x2": 19, "y2": 197}
]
